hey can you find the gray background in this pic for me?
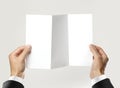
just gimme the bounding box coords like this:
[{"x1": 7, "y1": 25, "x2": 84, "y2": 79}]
[{"x1": 0, "y1": 0, "x2": 120, "y2": 88}]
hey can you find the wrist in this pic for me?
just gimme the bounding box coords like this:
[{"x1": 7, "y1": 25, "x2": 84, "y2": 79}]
[
  {"x1": 90, "y1": 70, "x2": 104, "y2": 79},
  {"x1": 11, "y1": 73, "x2": 24, "y2": 79}
]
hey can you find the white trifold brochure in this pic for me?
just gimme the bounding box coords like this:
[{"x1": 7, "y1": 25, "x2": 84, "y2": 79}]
[{"x1": 26, "y1": 14, "x2": 93, "y2": 69}]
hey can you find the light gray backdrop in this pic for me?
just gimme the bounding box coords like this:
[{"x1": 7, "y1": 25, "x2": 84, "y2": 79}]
[{"x1": 0, "y1": 0, "x2": 120, "y2": 88}]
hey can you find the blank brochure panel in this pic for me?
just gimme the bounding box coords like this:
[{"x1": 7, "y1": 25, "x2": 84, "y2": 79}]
[
  {"x1": 51, "y1": 15, "x2": 69, "y2": 68},
  {"x1": 68, "y1": 14, "x2": 93, "y2": 66},
  {"x1": 26, "y1": 15, "x2": 52, "y2": 69}
]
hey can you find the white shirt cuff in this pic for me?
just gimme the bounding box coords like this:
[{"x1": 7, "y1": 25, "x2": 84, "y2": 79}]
[
  {"x1": 91, "y1": 75, "x2": 107, "y2": 86},
  {"x1": 9, "y1": 76, "x2": 24, "y2": 85}
]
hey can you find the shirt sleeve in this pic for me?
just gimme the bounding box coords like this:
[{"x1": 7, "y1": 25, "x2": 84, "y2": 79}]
[
  {"x1": 91, "y1": 75, "x2": 107, "y2": 86},
  {"x1": 9, "y1": 76, "x2": 24, "y2": 85}
]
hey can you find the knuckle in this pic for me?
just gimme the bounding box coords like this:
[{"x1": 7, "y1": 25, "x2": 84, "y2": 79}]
[
  {"x1": 106, "y1": 57, "x2": 109, "y2": 61},
  {"x1": 104, "y1": 57, "x2": 109, "y2": 63},
  {"x1": 97, "y1": 55, "x2": 102, "y2": 58}
]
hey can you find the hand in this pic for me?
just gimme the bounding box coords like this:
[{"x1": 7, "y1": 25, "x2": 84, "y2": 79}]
[
  {"x1": 9, "y1": 45, "x2": 31, "y2": 78},
  {"x1": 89, "y1": 44, "x2": 109, "y2": 79}
]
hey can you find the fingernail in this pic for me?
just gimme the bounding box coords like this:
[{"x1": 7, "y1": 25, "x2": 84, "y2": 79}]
[{"x1": 26, "y1": 45, "x2": 32, "y2": 49}]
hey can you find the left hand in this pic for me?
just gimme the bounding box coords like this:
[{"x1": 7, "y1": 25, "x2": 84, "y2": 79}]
[{"x1": 9, "y1": 45, "x2": 31, "y2": 78}]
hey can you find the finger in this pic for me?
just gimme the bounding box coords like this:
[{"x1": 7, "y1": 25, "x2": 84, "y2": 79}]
[
  {"x1": 19, "y1": 45, "x2": 31, "y2": 60},
  {"x1": 11, "y1": 46, "x2": 25, "y2": 57},
  {"x1": 95, "y1": 45, "x2": 108, "y2": 58},
  {"x1": 89, "y1": 44, "x2": 100, "y2": 57}
]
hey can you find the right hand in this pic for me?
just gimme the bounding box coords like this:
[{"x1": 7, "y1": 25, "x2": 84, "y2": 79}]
[{"x1": 89, "y1": 44, "x2": 109, "y2": 79}]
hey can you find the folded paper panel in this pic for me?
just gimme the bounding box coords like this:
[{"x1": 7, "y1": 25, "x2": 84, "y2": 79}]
[
  {"x1": 68, "y1": 14, "x2": 93, "y2": 66},
  {"x1": 26, "y1": 15, "x2": 52, "y2": 69},
  {"x1": 51, "y1": 15, "x2": 69, "y2": 68}
]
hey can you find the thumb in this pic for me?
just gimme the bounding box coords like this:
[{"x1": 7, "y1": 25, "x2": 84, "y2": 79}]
[
  {"x1": 89, "y1": 44, "x2": 100, "y2": 58},
  {"x1": 20, "y1": 45, "x2": 31, "y2": 60}
]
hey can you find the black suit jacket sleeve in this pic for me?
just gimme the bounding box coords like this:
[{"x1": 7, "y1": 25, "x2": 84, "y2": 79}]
[
  {"x1": 2, "y1": 80, "x2": 24, "y2": 88},
  {"x1": 92, "y1": 78, "x2": 114, "y2": 88}
]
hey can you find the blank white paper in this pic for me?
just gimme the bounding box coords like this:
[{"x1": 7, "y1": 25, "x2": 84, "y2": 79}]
[
  {"x1": 26, "y1": 14, "x2": 93, "y2": 69},
  {"x1": 26, "y1": 15, "x2": 52, "y2": 69},
  {"x1": 68, "y1": 14, "x2": 93, "y2": 66}
]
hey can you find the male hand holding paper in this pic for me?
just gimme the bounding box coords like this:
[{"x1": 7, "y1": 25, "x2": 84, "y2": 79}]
[{"x1": 9, "y1": 45, "x2": 31, "y2": 78}]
